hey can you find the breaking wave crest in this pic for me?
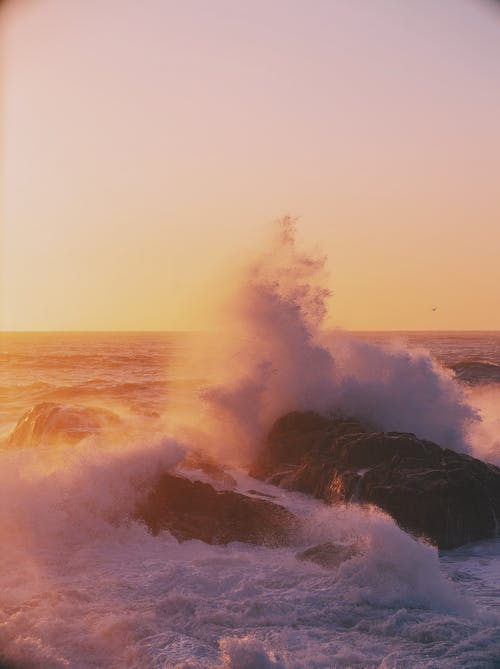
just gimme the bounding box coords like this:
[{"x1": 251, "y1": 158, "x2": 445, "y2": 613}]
[
  {"x1": 450, "y1": 360, "x2": 500, "y2": 386},
  {"x1": 202, "y1": 218, "x2": 477, "y2": 465},
  {"x1": 0, "y1": 219, "x2": 498, "y2": 668}
]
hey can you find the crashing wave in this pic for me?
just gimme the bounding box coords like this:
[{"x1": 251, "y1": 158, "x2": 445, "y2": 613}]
[{"x1": 6, "y1": 401, "x2": 121, "y2": 448}]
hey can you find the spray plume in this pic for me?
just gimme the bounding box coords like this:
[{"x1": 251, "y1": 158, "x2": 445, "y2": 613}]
[{"x1": 200, "y1": 217, "x2": 477, "y2": 465}]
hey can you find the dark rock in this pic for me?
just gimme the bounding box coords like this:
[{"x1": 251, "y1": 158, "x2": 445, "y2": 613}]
[
  {"x1": 134, "y1": 472, "x2": 298, "y2": 546},
  {"x1": 252, "y1": 411, "x2": 500, "y2": 549},
  {"x1": 296, "y1": 542, "x2": 359, "y2": 568},
  {"x1": 0, "y1": 659, "x2": 31, "y2": 669},
  {"x1": 180, "y1": 451, "x2": 237, "y2": 489}
]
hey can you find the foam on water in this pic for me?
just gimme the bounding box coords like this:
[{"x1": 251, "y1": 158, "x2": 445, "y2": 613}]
[{"x1": 1, "y1": 434, "x2": 496, "y2": 669}]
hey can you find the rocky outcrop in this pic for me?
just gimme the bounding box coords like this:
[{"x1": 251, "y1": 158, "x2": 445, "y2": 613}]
[
  {"x1": 134, "y1": 472, "x2": 298, "y2": 546},
  {"x1": 251, "y1": 411, "x2": 500, "y2": 549},
  {"x1": 7, "y1": 402, "x2": 120, "y2": 448}
]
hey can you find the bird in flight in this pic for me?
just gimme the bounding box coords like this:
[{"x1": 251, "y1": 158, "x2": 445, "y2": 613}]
[{"x1": 432, "y1": 306, "x2": 437, "y2": 312}]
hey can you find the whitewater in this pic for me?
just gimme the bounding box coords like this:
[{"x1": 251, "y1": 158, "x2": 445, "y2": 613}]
[{"x1": 0, "y1": 224, "x2": 499, "y2": 668}]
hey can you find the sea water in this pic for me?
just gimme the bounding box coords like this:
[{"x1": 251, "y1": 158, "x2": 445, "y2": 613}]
[{"x1": 0, "y1": 330, "x2": 499, "y2": 669}]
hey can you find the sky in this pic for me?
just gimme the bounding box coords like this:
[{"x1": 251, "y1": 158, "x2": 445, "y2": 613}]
[{"x1": 1, "y1": 0, "x2": 500, "y2": 331}]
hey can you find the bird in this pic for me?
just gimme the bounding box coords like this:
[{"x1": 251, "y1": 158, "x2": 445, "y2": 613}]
[{"x1": 432, "y1": 306, "x2": 437, "y2": 312}]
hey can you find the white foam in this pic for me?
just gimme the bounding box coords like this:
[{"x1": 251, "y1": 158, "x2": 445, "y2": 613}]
[
  {"x1": 465, "y1": 385, "x2": 500, "y2": 464},
  {"x1": 0, "y1": 430, "x2": 497, "y2": 669}
]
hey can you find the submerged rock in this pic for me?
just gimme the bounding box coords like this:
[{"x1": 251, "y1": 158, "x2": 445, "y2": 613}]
[
  {"x1": 7, "y1": 402, "x2": 120, "y2": 448},
  {"x1": 252, "y1": 411, "x2": 500, "y2": 549},
  {"x1": 296, "y1": 542, "x2": 359, "y2": 568},
  {"x1": 134, "y1": 472, "x2": 298, "y2": 546}
]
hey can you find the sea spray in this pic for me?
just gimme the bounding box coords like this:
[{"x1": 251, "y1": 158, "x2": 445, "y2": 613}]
[
  {"x1": 324, "y1": 332, "x2": 478, "y2": 450},
  {"x1": 466, "y1": 384, "x2": 500, "y2": 465},
  {"x1": 201, "y1": 218, "x2": 477, "y2": 465},
  {"x1": 0, "y1": 226, "x2": 497, "y2": 668}
]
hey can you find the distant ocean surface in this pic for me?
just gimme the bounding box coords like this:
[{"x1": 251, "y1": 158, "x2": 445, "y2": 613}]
[{"x1": 0, "y1": 331, "x2": 499, "y2": 669}]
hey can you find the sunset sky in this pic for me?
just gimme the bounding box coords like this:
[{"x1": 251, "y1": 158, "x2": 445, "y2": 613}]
[{"x1": 2, "y1": 0, "x2": 500, "y2": 331}]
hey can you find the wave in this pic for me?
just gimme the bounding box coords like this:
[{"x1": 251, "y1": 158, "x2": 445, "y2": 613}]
[
  {"x1": 450, "y1": 360, "x2": 500, "y2": 385},
  {"x1": 1, "y1": 352, "x2": 168, "y2": 368},
  {"x1": 6, "y1": 402, "x2": 122, "y2": 449},
  {"x1": 200, "y1": 218, "x2": 477, "y2": 465},
  {"x1": 45, "y1": 380, "x2": 169, "y2": 401},
  {"x1": 0, "y1": 432, "x2": 482, "y2": 669},
  {"x1": 0, "y1": 380, "x2": 170, "y2": 407},
  {"x1": 0, "y1": 381, "x2": 54, "y2": 403}
]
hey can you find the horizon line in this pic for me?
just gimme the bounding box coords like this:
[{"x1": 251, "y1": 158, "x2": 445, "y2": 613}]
[{"x1": 2, "y1": 328, "x2": 500, "y2": 335}]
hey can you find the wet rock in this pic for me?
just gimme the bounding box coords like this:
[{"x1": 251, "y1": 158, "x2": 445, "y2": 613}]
[
  {"x1": 296, "y1": 542, "x2": 359, "y2": 568},
  {"x1": 252, "y1": 411, "x2": 500, "y2": 549},
  {"x1": 134, "y1": 472, "x2": 298, "y2": 546},
  {"x1": 180, "y1": 451, "x2": 237, "y2": 489}
]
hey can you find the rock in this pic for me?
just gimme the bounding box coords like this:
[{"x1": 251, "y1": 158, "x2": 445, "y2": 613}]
[
  {"x1": 252, "y1": 411, "x2": 500, "y2": 549},
  {"x1": 7, "y1": 402, "x2": 120, "y2": 448},
  {"x1": 180, "y1": 451, "x2": 237, "y2": 489},
  {"x1": 0, "y1": 661, "x2": 25, "y2": 669},
  {"x1": 296, "y1": 542, "x2": 359, "y2": 568},
  {"x1": 246, "y1": 489, "x2": 277, "y2": 499},
  {"x1": 134, "y1": 472, "x2": 298, "y2": 546}
]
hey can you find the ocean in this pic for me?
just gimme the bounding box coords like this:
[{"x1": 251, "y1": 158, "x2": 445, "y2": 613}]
[{"x1": 0, "y1": 329, "x2": 499, "y2": 669}]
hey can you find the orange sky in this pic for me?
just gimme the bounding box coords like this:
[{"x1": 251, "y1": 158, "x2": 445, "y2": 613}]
[{"x1": 2, "y1": 0, "x2": 500, "y2": 331}]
